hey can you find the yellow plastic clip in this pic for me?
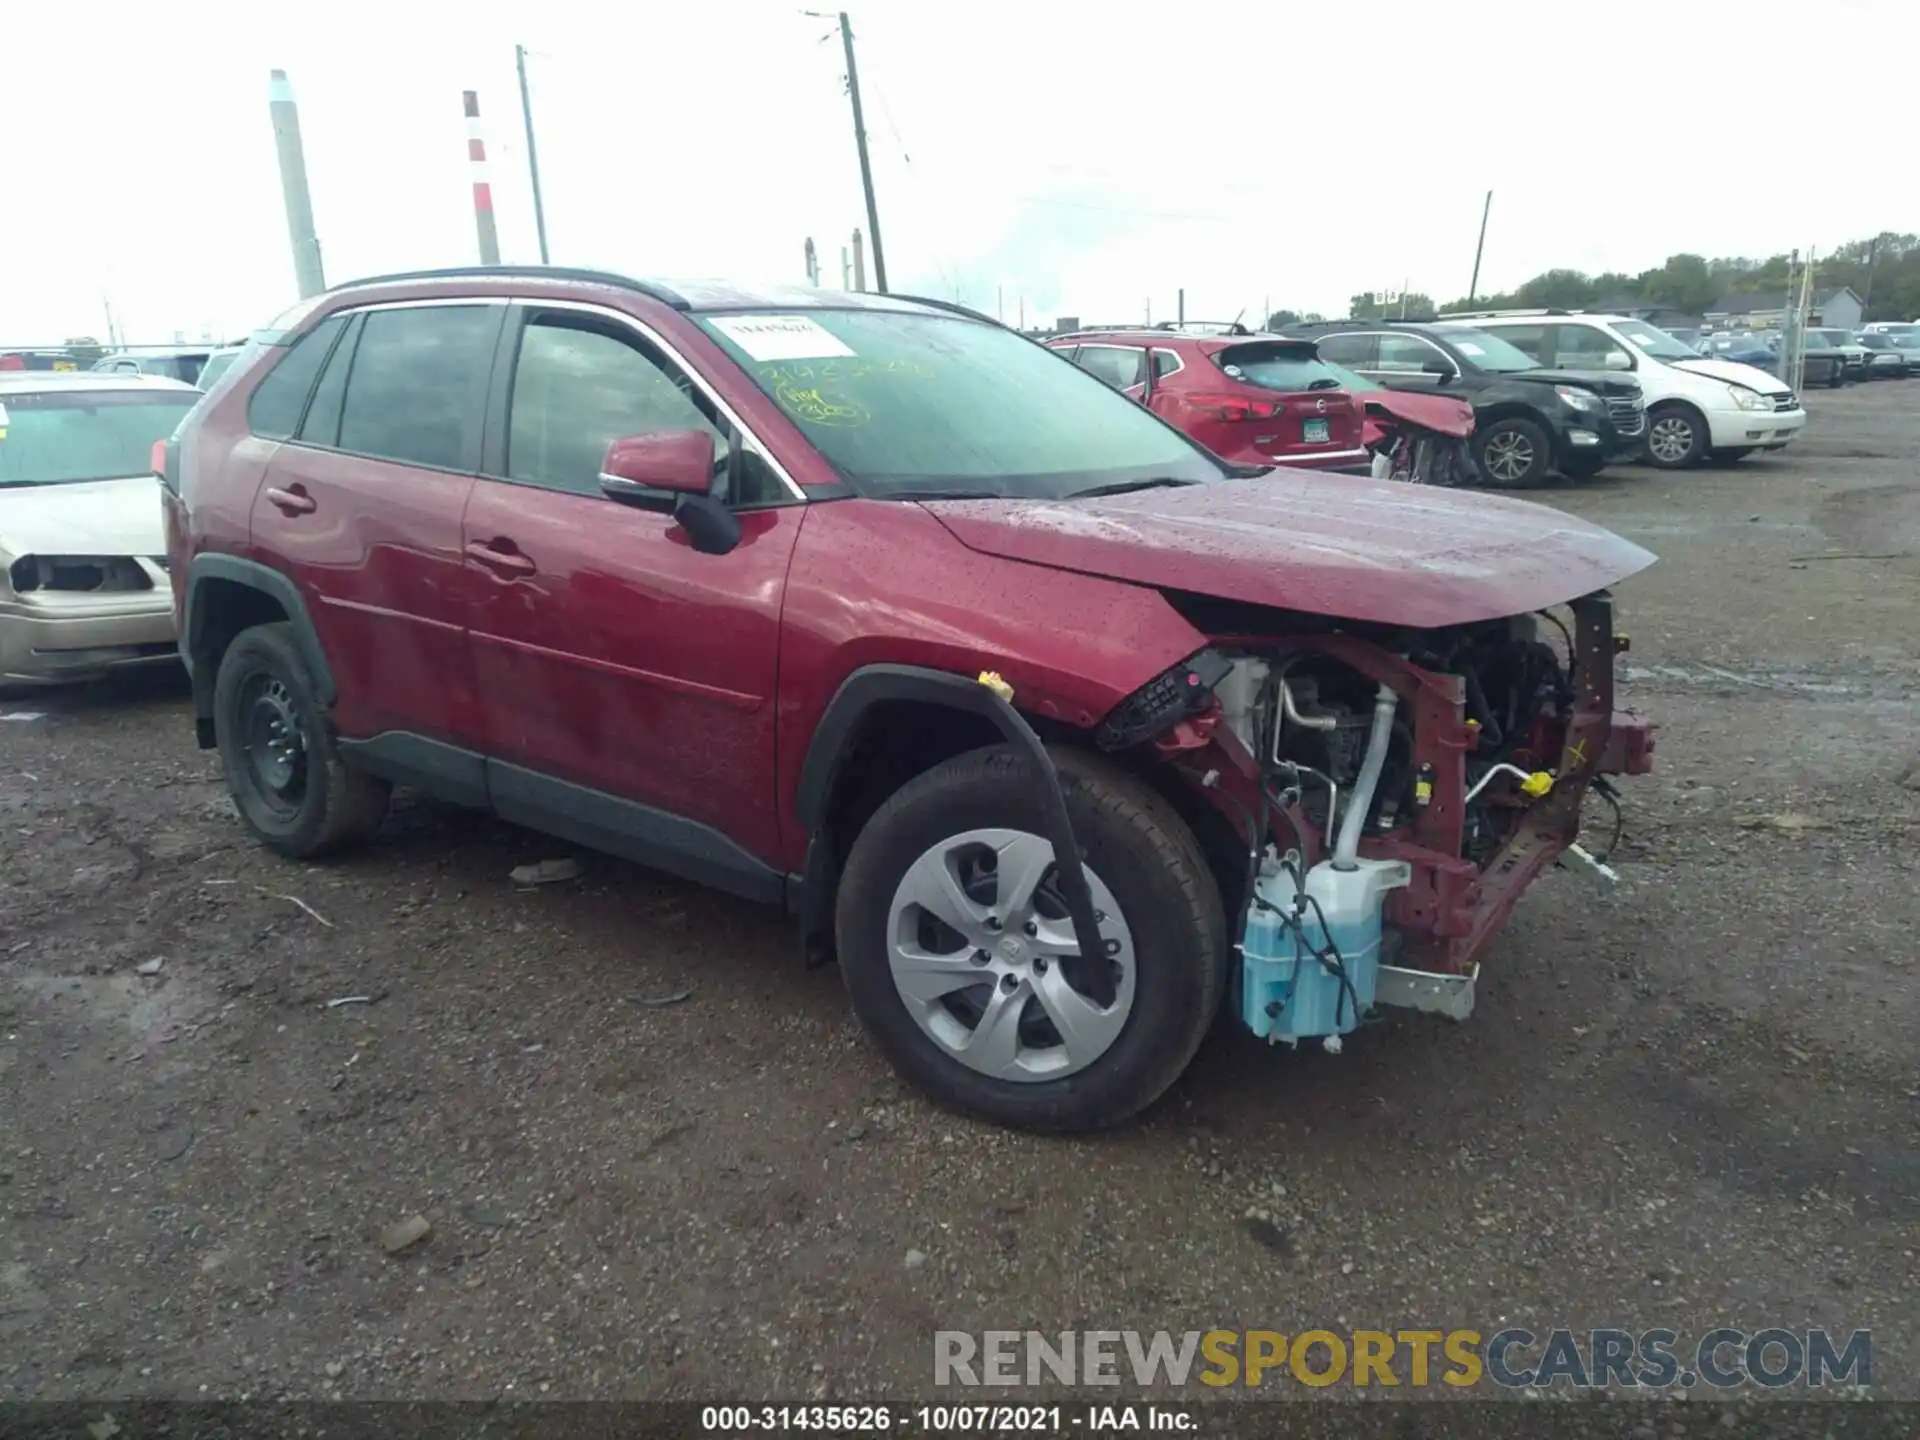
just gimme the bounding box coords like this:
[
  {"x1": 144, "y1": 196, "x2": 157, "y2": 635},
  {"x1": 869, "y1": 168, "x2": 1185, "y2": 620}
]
[
  {"x1": 1413, "y1": 777, "x2": 1434, "y2": 805},
  {"x1": 1520, "y1": 771, "x2": 1554, "y2": 798},
  {"x1": 976, "y1": 670, "x2": 1014, "y2": 703}
]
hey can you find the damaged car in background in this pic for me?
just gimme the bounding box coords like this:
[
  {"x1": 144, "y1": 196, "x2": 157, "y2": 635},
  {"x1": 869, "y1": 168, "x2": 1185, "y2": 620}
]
[
  {"x1": 1, "y1": 372, "x2": 198, "y2": 685},
  {"x1": 167, "y1": 273, "x2": 1656, "y2": 1133}
]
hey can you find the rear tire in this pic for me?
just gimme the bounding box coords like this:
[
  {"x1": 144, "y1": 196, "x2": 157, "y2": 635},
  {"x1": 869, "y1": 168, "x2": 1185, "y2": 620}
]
[
  {"x1": 1643, "y1": 403, "x2": 1709, "y2": 469},
  {"x1": 1473, "y1": 416, "x2": 1553, "y2": 488},
  {"x1": 835, "y1": 745, "x2": 1226, "y2": 1133},
  {"x1": 213, "y1": 622, "x2": 390, "y2": 859}
]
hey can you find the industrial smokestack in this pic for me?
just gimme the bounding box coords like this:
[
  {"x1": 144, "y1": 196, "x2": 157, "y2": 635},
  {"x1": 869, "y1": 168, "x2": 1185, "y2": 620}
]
[
  {"x1": 463, "y1": 90, "x2": 501, "y2": 265},
  {"x1": 268, "y1": 69, "x2": 325, "y2": 299},
  {"x1": 851, "y1": 229, "x2": 866, "y2": 293},
  {"x1": 804, "y1": 237, "x2": 820, "y2": 285}
]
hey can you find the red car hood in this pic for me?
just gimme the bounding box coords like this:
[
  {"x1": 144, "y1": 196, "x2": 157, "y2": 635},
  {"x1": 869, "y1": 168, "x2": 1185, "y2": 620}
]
[
  {"x1": 1357, "y1": 389, "x2": 1476, "y2": 438},
  {"x1": 920, "y1": 474, "x2": 1655, "y2": 627}
]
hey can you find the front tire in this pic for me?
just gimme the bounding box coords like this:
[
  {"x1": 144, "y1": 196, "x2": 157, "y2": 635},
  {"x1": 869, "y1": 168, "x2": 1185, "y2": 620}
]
[
  {"x1": 1643, "y1": 403, "x2": 1709, "y2": 469},
  {"x1": 835, "y1": 745, "x2": 1227, "y2": 1133},
  {"x1": 213, "y1": 622, "x2": 390, "y2": 859},
  {"x1": 1473, "y1": 416, "x2": 1552, "y2": 488}
]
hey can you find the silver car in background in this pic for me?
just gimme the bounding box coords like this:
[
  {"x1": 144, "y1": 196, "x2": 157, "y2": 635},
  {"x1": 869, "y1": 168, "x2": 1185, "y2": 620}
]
[{"x1": 0, "y1": 372, "x2": 200, "y2": 685}]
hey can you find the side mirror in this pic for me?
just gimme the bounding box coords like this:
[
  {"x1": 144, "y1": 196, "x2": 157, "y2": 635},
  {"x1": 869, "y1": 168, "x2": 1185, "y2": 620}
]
[
  {"x1": 1603, "y1": 350, "x2": 1633, "y2": 370},
  {"x1": 599, "y1": 428, "x2": 716, "y2": 498},
  {"x1": 599, "y1": 428, "x2": 741, "y2": 556},
  {"x1": 1421, "y1": 359, "x2": 1455, "y2": 382}
]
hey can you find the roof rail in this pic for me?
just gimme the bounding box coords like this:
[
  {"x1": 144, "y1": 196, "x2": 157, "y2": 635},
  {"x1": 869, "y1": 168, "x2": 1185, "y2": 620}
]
[
  {"x1": 335, "y1": 265, "x2": 691, "y2": 310},
  {"x1": 888, "y1": 293, "x2": 1003, "y2": 327},
  {"x1": 1435, "y1": 307, "x2": 1574, "y2": 320}
]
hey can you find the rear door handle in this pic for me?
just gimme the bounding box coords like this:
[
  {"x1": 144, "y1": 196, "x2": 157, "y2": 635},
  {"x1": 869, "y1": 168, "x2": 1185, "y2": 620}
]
[
  {"x1": 265, "y1": 485, "x2": 316, "y2": 516},
  {"x1": 466, "y1": 540, "x2": 536, "y2": 577}
]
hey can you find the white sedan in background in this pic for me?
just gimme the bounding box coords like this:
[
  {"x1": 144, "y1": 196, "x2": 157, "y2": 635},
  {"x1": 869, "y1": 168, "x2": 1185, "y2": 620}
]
[{"x1": 0, "y1": 372, "x2": 199, "y2": 685}]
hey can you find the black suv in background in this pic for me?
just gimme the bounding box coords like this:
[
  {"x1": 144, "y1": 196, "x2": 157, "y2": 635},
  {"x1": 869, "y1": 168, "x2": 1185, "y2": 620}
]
[{"x1": 1285, "y1": 320, "x2": 1645, "y2": 487}]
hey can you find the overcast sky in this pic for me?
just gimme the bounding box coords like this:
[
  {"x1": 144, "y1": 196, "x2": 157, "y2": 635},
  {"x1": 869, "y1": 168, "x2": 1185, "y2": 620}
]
[{"x1": 3, "y1": 0, "x2": 1910, "y2": 344}]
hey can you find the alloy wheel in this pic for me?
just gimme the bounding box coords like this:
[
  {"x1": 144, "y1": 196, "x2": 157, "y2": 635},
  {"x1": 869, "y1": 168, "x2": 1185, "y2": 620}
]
[
  {"x1": 1483, "y1": 427, "x2": 1535, "y2": 482},
  {"x1": 1648, "y1": 415, "x2": 1695, "y2": 464}
]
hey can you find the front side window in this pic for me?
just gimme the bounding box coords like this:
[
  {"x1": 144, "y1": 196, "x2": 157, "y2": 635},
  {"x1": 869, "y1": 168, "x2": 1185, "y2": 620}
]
[
  {"x1": 1430, "y1": 327, "x2": 1539, "y2": 373},
  {"x1": 1375, "y1": 334, "x2": 1449, "y2": 374},
  {"x1": 0, "y1": 389, "x2": 197, "y2": 487},
  {"x1": 697, "y1": 310, "x2": 1222, "y2": 500},
  {"x1": 337, "y1": 305, "x2": 495, "y2": 470},
  {"x1": 505, "y1": 317, "x2": 780, "y2": 505},
  {"x1": 1552, "y1": 324, "x2": 1633, "y2": 371}
]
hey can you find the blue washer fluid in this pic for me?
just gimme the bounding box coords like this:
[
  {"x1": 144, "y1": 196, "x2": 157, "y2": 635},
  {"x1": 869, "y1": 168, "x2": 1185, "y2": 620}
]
[{"x1": 1240, "y1": 858, "x2": 1412, "y2": 1043}]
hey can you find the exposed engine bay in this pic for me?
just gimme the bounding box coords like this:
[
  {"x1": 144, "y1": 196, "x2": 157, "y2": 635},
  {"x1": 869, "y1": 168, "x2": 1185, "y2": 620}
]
[{"x1": 1103, "y1": 590, "x2": 1656, "y2": 1050}]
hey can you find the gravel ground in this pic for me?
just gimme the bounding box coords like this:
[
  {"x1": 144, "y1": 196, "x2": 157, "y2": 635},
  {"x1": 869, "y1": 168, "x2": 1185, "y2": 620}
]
[{"x1": 2, "y1": 383, "x2": 1916, "y2": 1405}]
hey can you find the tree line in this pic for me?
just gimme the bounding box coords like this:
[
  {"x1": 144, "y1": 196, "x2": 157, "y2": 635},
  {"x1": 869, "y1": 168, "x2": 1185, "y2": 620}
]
[{"x1": 1265, "y1": 232, "x2": 1920, "y2": 331}]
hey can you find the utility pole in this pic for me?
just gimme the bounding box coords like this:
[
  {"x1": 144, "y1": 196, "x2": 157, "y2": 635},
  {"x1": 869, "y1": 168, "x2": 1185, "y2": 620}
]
[
  {"x1": 268, "y1": 69, "x2": 325, "y2": 299},
  {"x1": 841, "y1": 245, "x2": 851, "y2": 290},
  {"x1": 462, "y1": 90, "x2": 501, "y2": 265},
  {"x1": 838, "y1": 12, "x2": 888, "y2": 292},
  {"x1": 851, "y1": 229, "x2": 866, "y2": 292},
  {"x1": 1467, "y1": 189, "x2": 1492, "y2": 303},
  {"x1": 1177, "y1": 288, "x2": 1185, "y2": 326},
  {"x1": 1018, "y1": 296, "x2": 1025, "y2": 330},
  {"x1": 515, "y1": 45, "x2": 551, "y2": 264},
  {"x1": 997, "y1": 285, "x2": 1003, "y2": 322}
]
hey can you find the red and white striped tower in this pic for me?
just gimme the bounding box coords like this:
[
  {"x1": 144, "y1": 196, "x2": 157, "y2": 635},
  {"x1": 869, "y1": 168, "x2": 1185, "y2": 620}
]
[{"x1": 463, "y1": 89, "x2": 501, "y2": 265}]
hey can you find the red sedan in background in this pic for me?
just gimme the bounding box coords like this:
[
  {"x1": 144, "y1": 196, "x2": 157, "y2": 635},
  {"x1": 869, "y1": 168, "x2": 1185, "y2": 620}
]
[{"x1": 1044, "y1": 327, "x2": 1370, "y2": 471}]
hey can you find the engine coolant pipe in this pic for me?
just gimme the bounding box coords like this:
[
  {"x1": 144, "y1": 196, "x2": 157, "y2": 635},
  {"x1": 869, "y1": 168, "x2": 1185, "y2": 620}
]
[{"x1": 1332, "y1": 682, "x2": 1398, "y2": 869}]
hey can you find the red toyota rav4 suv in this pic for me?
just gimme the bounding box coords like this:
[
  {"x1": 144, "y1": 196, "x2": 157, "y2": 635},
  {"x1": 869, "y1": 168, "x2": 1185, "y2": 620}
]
[
  {"x1": 1045, "y1": 327, "x2": 1369, "y2": 472},
  {"x1": 162, "y1": 268, "x2": 1655, "y2": 1132}
]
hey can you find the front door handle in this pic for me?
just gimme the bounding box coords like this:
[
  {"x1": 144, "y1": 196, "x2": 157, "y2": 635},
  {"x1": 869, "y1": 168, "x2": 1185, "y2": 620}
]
[
  {"x1": 265, "y1": 485, "x2": 316, "y2": 516},
  {"x1": 465, "y1": 540, "x2": 536, "y2": 577}
]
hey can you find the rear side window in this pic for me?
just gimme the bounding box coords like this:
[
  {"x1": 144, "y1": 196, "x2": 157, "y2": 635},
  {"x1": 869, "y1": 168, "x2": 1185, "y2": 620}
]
[
  {"x1": 298, "y1": 315, "x2": 360, "y2": 447},
  {"x1": 1213, "y1": 342, "x2": 1341, "y2": 392},
  {"x1": 1075, "y1": 345, "x2": 1145, "y2": 389},
  {"x1": 337, "y1": 305, "x2": 495, "y2": 470},
  {"x1": 247, "y1": 314, "x2": 347, "y2": 439},
  {"x1": 1314, "y1": 333, "x2": 1375, "y2": 368}
]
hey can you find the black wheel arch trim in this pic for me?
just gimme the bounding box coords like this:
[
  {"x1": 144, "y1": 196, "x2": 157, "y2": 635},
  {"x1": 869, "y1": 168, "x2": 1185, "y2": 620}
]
[
  {"x1": 183, "y1": 555, "x2": 335, "y2": 705},
  {"x1": 795, "y1": 663, "x2": 1104, "y2": 973}
]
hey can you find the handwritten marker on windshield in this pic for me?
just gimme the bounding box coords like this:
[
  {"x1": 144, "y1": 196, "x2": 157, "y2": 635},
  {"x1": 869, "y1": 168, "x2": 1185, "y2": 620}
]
[{"x1": 464, "y1": 89, "x2": 501, "y2": 266}]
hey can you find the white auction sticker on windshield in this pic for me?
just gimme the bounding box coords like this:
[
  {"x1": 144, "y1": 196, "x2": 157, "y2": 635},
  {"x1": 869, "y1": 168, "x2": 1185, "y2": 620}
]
[{"x1": 711, "y1": 314, "x2": 855, "y2": 362}]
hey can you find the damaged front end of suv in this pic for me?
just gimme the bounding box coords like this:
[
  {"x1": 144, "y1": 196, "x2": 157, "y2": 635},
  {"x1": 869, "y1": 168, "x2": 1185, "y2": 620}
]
[
  {"x1": 1113, "y1": 594, "x2": 1654, "y2": 1045},
  {"x1": 925, "y1": 475, "x2": 1657, "y2": 1057}
]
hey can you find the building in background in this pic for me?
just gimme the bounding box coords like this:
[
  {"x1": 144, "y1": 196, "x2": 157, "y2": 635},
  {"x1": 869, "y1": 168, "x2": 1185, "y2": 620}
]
[{"x1": 1706, "y1": 287, "x2": 1864, "y2": 331}]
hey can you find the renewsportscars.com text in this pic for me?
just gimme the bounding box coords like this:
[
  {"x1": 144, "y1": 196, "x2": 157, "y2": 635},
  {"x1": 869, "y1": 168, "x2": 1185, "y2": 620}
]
[{"x1": 934, "y1": 1328, "x2": 1871, "y2": 1391}]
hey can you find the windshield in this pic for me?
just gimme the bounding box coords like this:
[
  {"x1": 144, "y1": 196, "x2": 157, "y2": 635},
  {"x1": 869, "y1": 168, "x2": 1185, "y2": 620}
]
[
  {"x1": 1212, "y1": 342, "x2": 1343, "y2": 393},
  {"x1": 1431, "y1": 327, "x2": 1540, "y2": 373},
  {"x1": 1615, "y1": 320, "x2": 1704, "y2": 361},
  {"x1": 0, "y1": 389, "x2": 195, "y2": 487},
  {"x1": 697, "y1": 310, "x2": 1225, "y2": 499}
]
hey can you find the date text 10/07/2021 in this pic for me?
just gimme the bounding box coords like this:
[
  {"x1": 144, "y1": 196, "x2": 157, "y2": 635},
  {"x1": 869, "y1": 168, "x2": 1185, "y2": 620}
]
[{"x1": 700, "y1": 1405, "x2": 1193, "y2": 1432}]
